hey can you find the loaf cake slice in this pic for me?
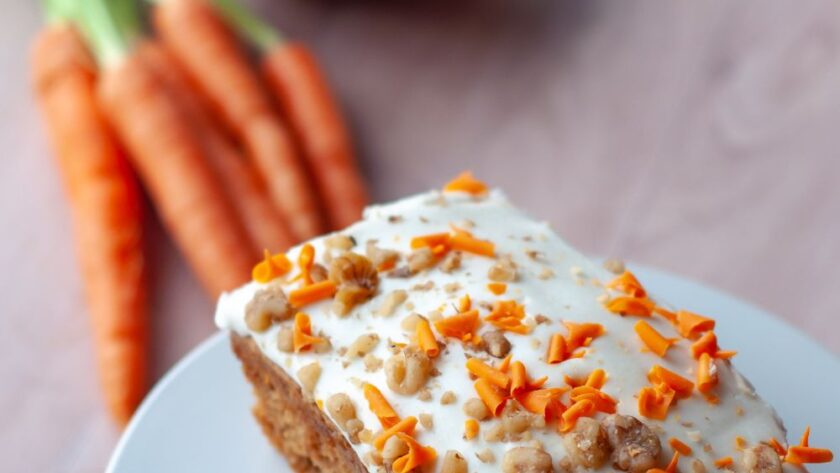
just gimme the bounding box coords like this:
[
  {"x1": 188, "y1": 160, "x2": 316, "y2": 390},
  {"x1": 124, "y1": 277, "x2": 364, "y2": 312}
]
[{"x1": 216, "y1": 173, "x2": 832, "y2": 472}]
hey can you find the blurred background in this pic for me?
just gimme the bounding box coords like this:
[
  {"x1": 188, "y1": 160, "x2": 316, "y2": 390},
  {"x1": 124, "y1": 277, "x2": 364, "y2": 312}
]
[{"x1": 3, "y1": 0, "x2": 840, "y2": 471}]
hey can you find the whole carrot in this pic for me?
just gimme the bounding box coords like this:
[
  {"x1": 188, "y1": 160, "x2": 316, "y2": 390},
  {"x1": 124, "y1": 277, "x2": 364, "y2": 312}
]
[
  {"x1": 137, "y1": 41, "x2": 296, "y2": 253},
  {"x1": 213, "y1": 0, "x2": 369, "y2": 230},
  {"x1": 153, "y1": 0, "x2": 325, "y2": 240},
  {"x1": 31, "y1": 21, "x2": 146, "y2": 425},
  {"x1": 80, "y1": 0, "x2": 254, "y2": 297}
]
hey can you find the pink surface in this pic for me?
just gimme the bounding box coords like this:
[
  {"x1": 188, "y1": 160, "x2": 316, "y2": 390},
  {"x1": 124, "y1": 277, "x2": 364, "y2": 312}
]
[{"x1": 2, "y1": 0, "x2": 839, "y2": 471}]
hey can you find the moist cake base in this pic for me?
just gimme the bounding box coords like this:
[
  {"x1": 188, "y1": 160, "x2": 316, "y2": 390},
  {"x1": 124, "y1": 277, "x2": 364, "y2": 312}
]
[{"x1": 231, "y1": 334, "x2": 367, "y2": 473}]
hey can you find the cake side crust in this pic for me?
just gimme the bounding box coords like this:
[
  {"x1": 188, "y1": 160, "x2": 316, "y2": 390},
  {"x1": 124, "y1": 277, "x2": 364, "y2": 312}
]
[{"x1": 231, "y1": 333, "x2": 368, "y2": 473}]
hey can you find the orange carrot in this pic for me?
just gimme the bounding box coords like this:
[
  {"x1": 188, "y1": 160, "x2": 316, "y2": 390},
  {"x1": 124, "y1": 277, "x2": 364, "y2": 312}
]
[
  {"x1": 137, "y1": 41, "x2": 295, "y2": 253},
  {"x1": 211, "y1": 0, "x2": 368, "y2": 230},
  {"x1": 153, "y1": 0, "x2": 324, "y2": 240},
  {"x1": 31, "y1": 24, "x2": 147, "y2": 425}
]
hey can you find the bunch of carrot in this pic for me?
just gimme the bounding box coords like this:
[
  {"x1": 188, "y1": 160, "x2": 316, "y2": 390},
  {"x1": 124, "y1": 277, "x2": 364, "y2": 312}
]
[{"x1": 31, "y1": 0, "x2": 368, "y2": 425}]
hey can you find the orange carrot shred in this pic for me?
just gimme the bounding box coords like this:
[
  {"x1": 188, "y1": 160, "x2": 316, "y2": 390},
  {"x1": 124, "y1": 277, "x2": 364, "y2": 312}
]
[
  {"x1": 458, "y1": 294, "x2": 472, "y2": 312},
  {"x1": 768, "y1": 437, "x2": 786, "y2": 456},
  {"x1": 464, "y1": 419, "x2": 479, "y2": 440},
  {"x1": 670, "y1": 437, "x2": 693, "y2": 455},
  {"x1": 696, "y1": 353, "x2": 718, "y2": 394},
  {"x1": 416, "y1": 318, "x2": 439, "y2": 358},
  {"x1": 664, "y1": 451, "x2": 680, "y2": 472},
  {"x1": 605, "y1": 296, "x2": 655, "y2": 317},
  {"x1": 546, "y1": 333, "x2": 568, "y2": 364},
  {"x1": 474, "y1": 378, "x2": 508, "y2": 416},
  {"x1": 497, "y1": 354, "x2": 513, "y2": 373},
  {"x1": 297, "y1": 243, "x2": 315, "y2": 284},
  {"x1": 434, "y1": 309, "x2": 481, "y2": 342},
  {"x1": 564, "y1": 321, "x2": 605, "y2": 351},
  {"x1": 784, "y1": 427, "x2": 834, "y2": 464},
  {"x1": 509, "y1": 361, "x2": 528, "y2": 396},
  {"x1": 714, "y1": 456, "x2": 733, "y2": 468},
  {"x1": 653, "y1": 306, "x2": 678, "y2": 323},
  {"x1": 392, "y1": 432, "x2": 437, "y2": 473},
  {"x1": 634, "y1": 320, "x2": 677, "y2": 357},
  {"x1": 292, "y1": 312, "x2": 323, "y2": 352},
  {"x1": 487, "y1": 282, "x2": 507, "y2": 295},
  {"x1": 648, "y1": 365, "x2": 694, "y2": 398},
  {"x1": 517, "y1": 388, "x2": 567, "y2": 420},
  {"x1": 485, "y1": 300, "x2": 530, "y2": 334},
  {"x1": 800, "y1": 426, "x2": 811, "y2": 447},
  {"x1": 252, "y1": 249, "x2": 292, "y2": 283},
  {"x1": 466, "y1": 358, "x2": 511, "y2": 390},
  {"x1": 373, "y1": 416, "x2": 417, "y2": 450},
  {"x1": 558, "y1": 399, "x2": 595, "y2": 433},
  {"x1": 363, "y1": 383, "x2": 400, "y2": 429},
  {"x1": 410, "y1": 232, "x2": 450, "y2": 250},
  {"x1": 443, "y1": 171, "x2": 488, "y2": 195},
  {"x1": 449, "y1": 232, "x2": 495, "y2": 257},
  {"x1": 676, "y1": 310, "x2": 716, "y2": 339},
  {"x1": 289, "y1": 280, "x2": 337, "y2": 307},
  {"x1": 585, "y1": 369, "x2": 607, "y2": 389},
  {"x1": 606, "y1": 271, "x2": 647, "y2": 298},
  {"x1": 638, "y1": 383, "x2": 676, "y2": 420},
  {"x1": 569, "y1": 386, "x2": 617, "y2": 414},
  {"x1": 691, "y1": 331, "x2": 736, "y2": 359}
]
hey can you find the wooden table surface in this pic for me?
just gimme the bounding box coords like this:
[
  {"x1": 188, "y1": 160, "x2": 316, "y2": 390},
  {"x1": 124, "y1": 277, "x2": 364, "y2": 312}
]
[{"x1": 2, "y1": 0, "x2": 838, "y2": 471}]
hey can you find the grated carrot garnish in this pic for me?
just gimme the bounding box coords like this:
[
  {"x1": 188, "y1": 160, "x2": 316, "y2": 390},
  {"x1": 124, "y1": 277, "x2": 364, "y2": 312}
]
[
  {"x1": 443, "y1": 171, "x2": 488, "y2": 195},
  {"x1": 768, "y1": 437, "x2": 786, "y2": 456},
  {"x1": 363, "y1": 383, "x2": 400, "y2": 429},
  {"x1": 648, "y1": 365, "x2": 694, "y2": 398},
  {"x1": 458, "y1": 294, "x2": 472, "y2": 312},
  {"x1": 466, "y1": 358, "x2": 511, "y2": 390},
  {"x1": 487, "y1": 282, "x2": 507, "y2": 295},
  {"x1": 569, "y1": 386, "x2": 617, "y2": 414},
  {"x1": 676, "y1": 310, "x2": 715, "y2": 339},
  {"x1": 605, "y1": 296, "x2": 655, "y2": 317},
  {"x1": 546, "y1": 333, "x2": 568, "y2": 364},
  {"x1": 296, "y1": 243, "x2": 316, "y2": 285},
  {"x1": 289, "y1": 280, "x2": 337, "y2": 307},
  {"x1": 485, "y1": 300, "x2": 530, "y2": 334},
  {"x1": 606, "y1": 271, "x2": 647, "y2": 298},
  {"x1": 449, "y1": 231, "x2": 495, "y2": 257},
  {"x1": 509, "y1": 361, "x2": 528, "y2": 396},
  {"x1": 410, "y1": 232, "x2": 450, "y2": 250},
  {"x1": 564, "y1": 321, "x2": 605, "y2": 351},
  {"x1": 714, "y1": 456, "x2": 733, "y2": 468},
  {"x1": 558, "y1": 399, "x2": 595, "y2": 433},
  {"x1": 497, "y1": 354, "x2": 513, "y2": 373},
  {"x1": 653, "y1": 306, "x2": 678, "y2": 323},
  {"x1": 252, "y1": 249, "x2": 293, "y2": 283},
  {"x1": 373, "y1": 416, "x2": 417, "y2": 450},
  {"x1": 434, "y1": 309, "x2": 480, "y2": 342},
  {"x1": 664, "y1": 451, "x2": 680, "y2": 472},
  {"x1": 474, "y1": 378, "x2": 508, "y2": 416},
  {"x1": 464, "y1": 419, "x2": 479, "y2": 440},
  {"x1": 735, "y1": 436, "x2": 748, "y2": 449},
  {"x1": 670, "y1": 437, "x2": 693, "y2": 456},
  {"x1": 517, "y1": 388, "x2": 567, "y2": 421},
  {"x1": 696, "y1": 353, "x2": 718, "y2": 394},
  {"x1": 585, "y1": 369, "x2": 607, "y2": 389},
  {"x1": 416, "y1": 318, "x2": 439, "y2": 358},
  {"x1": 392, "y1": 432, "x2": 437, "y2": 473},
  {"x1": 638, "y1": 383, "x2": 676, "y2": 420},
  {"x1": 293, "y1": 312, "x2": 323, "y2": 353},
  {"x1": 784, "y1": 426, "x2": 834, "y2": 464},
  {"x1": 634, "y1": 320, "x2": 677, "y2": 357}
]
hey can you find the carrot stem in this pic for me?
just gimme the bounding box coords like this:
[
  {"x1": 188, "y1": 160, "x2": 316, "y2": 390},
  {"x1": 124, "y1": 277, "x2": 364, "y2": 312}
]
[{"x1": 210, "y1": 0, "x2": 282, "y2": 50}]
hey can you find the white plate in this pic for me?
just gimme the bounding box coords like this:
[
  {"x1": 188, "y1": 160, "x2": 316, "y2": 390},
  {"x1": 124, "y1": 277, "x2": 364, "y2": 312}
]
[{"x1": 107, "y1": 265, "x2": 840, "y2": 473}]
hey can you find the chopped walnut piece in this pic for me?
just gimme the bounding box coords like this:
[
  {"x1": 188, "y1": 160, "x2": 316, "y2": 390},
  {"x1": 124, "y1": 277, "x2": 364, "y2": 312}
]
[
  {"x1": 488, "y1": 255, "x2": 517, "y2": 282},
  {"x1": 297, "y1": 362, "x2": 321, "y2": 393},
  {"x1": 400, "y1": 313, "x2": 424, "y2": 332},
  {"x1": 476, "y1": 448, "x2": 496, "y2": 464},
  {"x1": 344, "y1": 418, "x2": 364, "y2": 444},
  {"x1": 381, "y1": 435, "x2": 408, "y2": 461},
  {"x1": 363, "y1": 354, "x2": 383, "y2": 371},
  {"x1": 329, "y1": 252, "x2": 379, "y2": 316},
  {"x1": 309, "y1": 263, "x2": 328, "y2": 283},
  {"x1": 441, "y1": 251, "x2": 462, "y2": 273},
  {"x1": 384, "y1": 347, "x2": 432, "y2": 395},
  {"x1": 483, "y1": 330, "x2": 512, "y2": 358},
  {"x1": 501, "y1": 447, "x2": 553, "y2": 473},
  {"x1": 245, "y1": 284, "x2": 293, "y2": 332},
  {"x1": 407, "y1": 247, "x2": 436, "y2": 272},
  {"x1": 556, "y1": 457, "x2": 575, "y2": 473},
  {"x1": 365, "y1": 240, "x2": 399, "y2": 270},
  {"x1": 440, "y1": 450, "x2": 468, "y2": 473},
  {"x1": 377, "y1": 290, "x2": 407, "y2": 317},
  {"x1": 562, "y1": 417, "x2": 612, "y2": 469},
  {"x1": 324, "y1": 234, "x2": 355, "y2": 251},
  {"x1": 346, "y1": 333, "x2": 380, "y2": 358},
  {"x1": 603, "y1": 258, "x2": 626, "y2": 274},
  {"x1": 416, "y1": 387, "x2": 432, "y2": 401},
  {"x1": 602, "y1": 414, "x2": 661, "y2": 473},
  {"x1": 276, "y1": 327, "x2": 294, "y2": 353},
  {"x1": 419, "y1": 413, "x2": 434, "y2": 429},
  {"x1": 440, "y1": 391, "x2": 457, "y2": 405},
  {"x1": 463, "y1": 398, "x2": 491, "y2": 420},
  {"x1": 326, "y1": 393, "x2": 357, "y2": 429},
  {"x1": 691, "y1": 459, "x2": 708, "y2": 473},
  {"x1": 741, "y1": 445, "x2": 782, "y2": 473},
  {"x1": 538, "y1": 268, "x2": 554, "y2": 280}
]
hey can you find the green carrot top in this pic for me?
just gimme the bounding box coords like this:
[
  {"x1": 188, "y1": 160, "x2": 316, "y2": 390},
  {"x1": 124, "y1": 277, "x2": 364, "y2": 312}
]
[{"x1": 211, "y1": 0, "x2": 284, "y2": 51}]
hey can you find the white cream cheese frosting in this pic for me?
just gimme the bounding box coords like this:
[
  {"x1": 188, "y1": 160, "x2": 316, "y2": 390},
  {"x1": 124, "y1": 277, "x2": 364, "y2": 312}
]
[{"x1": 215, "y1": 188, "x2": 806, "y2": 472}]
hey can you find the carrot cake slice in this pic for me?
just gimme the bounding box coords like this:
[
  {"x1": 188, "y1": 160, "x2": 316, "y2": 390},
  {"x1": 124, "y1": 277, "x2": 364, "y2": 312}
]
[{"x1": 215, "y1": 173, "x2": 833, "y2": 472}]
